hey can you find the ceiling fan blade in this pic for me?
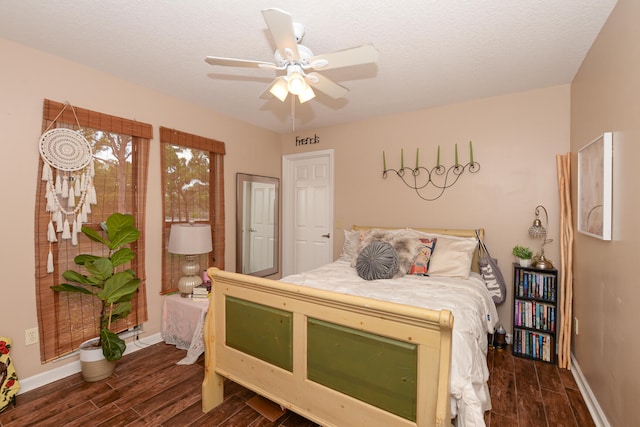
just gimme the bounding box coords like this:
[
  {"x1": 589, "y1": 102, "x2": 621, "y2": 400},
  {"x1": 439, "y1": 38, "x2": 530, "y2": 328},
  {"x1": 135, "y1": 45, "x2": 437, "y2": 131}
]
[
  {"x1": 306, "y1": 73, "x2": 349, "y2": 99},
  {"x1": 307, "y1": 44, "x2": 378, "y2": 71},
  {"x1": 262, "y1": 8, "x2": 300, "y2": 62},
  {"x1": 205, "y1": 56, "x2": 276, "y2": 69}
]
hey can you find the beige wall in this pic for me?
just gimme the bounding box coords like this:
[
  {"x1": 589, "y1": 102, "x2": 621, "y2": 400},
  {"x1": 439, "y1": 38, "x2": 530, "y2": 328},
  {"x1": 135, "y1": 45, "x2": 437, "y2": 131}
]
[
  {"x1": 282, "y1": 85, "x2": 570, "y2": 332},
  {"x1": 3, "y1": 32, "x2": 581, "y2": 402},
  {"x1": 571, "y1": 0, "x2": 640, "y2": 425},
  {"x1": 0, "y1": 38, "x2": 281, "y2": 379}
]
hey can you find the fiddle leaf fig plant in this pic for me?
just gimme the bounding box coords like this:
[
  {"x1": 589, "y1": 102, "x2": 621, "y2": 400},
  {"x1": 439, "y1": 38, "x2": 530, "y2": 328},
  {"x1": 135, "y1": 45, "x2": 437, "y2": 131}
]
[{"x1": 51, "y1": 213, "x2": 140, "y2": 362}]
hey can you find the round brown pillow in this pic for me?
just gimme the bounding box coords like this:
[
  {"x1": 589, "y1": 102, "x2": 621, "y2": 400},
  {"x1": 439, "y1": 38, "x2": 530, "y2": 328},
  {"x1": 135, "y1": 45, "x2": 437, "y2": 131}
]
[{"x1": 355, "y1": 240, "x2": 399, "y2": 280}]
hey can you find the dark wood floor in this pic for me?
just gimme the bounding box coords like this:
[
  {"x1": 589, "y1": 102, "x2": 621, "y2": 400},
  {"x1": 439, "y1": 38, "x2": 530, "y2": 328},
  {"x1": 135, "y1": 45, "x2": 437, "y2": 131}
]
[
  {"x1": 485, "y1": 346, "x2": 595, "y2": 427},
  {"x1": 1, "y1": 342, "x2": 595, "y2": 426}
]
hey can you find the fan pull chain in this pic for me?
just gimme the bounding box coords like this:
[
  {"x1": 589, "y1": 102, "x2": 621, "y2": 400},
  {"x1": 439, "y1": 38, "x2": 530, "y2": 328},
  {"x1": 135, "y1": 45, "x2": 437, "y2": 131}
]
[{"x1": 291, "y1": 96, "x2": 296, "y2": 131}]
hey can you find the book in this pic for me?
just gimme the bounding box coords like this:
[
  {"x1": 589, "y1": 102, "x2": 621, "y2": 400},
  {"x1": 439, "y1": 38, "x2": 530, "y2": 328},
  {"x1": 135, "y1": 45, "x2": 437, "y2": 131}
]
[{"x1": 192, "y1": 284, "x2": 209, "y2": 297}]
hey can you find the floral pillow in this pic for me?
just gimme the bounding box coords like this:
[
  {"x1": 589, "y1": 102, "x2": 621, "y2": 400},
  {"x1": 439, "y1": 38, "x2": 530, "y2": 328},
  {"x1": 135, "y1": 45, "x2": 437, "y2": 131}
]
[
  {"x1": 408, "y1": 238, "x2": 438, "y2": 275},
  {"x1": 0, "y1": 337, "x2": 20, "y2": 413}
]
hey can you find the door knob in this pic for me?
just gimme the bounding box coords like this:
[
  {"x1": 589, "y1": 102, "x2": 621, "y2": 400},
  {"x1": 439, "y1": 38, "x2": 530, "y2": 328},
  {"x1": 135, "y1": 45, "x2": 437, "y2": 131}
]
[{"x1": 321, "y1": 233, "x2": 330, "y2": 238}]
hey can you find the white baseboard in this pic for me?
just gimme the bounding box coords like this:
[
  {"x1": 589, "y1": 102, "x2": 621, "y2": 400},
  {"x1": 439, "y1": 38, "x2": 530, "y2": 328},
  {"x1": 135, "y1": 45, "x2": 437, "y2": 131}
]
[
  {"x1": 18, "y1": 333, "x2": 163, "y2": 394},
  {"x1": 570, "y1": 353, "x2": 611, "y2": 427}
]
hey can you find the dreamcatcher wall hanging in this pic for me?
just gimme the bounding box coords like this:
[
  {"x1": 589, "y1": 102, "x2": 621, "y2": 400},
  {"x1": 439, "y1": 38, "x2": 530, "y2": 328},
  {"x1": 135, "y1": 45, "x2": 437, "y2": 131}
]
[{"x1": 39, "y1": 102, "x2": 97, "y2": 273}]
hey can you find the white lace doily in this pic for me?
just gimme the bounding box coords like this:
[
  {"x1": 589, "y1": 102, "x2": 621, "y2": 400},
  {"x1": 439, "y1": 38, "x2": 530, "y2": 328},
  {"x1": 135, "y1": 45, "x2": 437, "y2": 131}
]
[{"x1": 39, "y1": 128, "x2": 92, "y2": 172}]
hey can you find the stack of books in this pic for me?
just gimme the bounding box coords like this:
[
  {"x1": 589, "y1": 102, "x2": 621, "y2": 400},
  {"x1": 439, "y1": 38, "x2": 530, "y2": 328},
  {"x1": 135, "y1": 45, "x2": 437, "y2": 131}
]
[{"x1": 192, "y1": 283, "x2": 210, "y2": 299}]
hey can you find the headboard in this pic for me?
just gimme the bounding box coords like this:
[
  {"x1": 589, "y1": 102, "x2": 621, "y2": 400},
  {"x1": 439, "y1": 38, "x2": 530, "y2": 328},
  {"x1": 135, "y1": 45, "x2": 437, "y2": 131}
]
[{"x1": 351, "y1": 226, "x2": 484, "y2": 274}]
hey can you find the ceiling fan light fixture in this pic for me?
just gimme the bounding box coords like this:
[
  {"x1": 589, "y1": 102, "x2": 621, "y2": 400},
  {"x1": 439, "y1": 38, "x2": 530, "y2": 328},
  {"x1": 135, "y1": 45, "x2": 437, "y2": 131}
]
[
  {"x1": 287, "y1": 72, "x2": 306, "y2": 95},
  {"x1": 298, "y1": 85, "x2": 316, "y2": 103},
  {"x1": 286, "y1": 64, "x2": 307, "y2": 95},
  {"x1": 269, "y1": 78, "x2": 289, "y2": 102}
]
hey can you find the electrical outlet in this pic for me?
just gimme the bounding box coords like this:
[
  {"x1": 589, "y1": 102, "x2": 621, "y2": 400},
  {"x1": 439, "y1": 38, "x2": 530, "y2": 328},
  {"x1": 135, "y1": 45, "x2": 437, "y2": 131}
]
[
  {"x1": 574, "y1": 317, "x2": 579, "y2": 335},
  {"x1": 25, "y1": 327, "x2": 39, "y2": 345}
]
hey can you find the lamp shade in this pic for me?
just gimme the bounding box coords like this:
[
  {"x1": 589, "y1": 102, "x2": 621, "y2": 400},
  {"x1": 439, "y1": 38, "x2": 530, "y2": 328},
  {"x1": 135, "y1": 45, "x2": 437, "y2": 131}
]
[
  {"x1": 269, "y1": 77, "x2": 289, "y2": 102},
  {"x1": 528, "y1": 205, "x2": 548, "y2": 238},
  {"x1": 297, "y1": 84, "x2": 316, "y2": 103},
  {"x1": 528, "y1": 219, "x2": 546, "y2": 238},
  {"x1": 168, "y1": 223, "x2": 212, "y2": 255}
]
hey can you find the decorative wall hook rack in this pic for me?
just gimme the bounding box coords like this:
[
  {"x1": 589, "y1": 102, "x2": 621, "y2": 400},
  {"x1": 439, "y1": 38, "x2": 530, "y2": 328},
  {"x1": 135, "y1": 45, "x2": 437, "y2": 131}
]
[{"x1": 382, "y1": 142, "x2": 480, "y2": 201}]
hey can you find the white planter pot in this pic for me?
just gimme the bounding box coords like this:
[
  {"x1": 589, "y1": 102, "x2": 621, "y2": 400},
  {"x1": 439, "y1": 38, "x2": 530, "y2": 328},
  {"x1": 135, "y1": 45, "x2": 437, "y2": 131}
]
[
  {"x1": 79, "y1": 338, "x2": 116, "y2": 382},
  {"x1": 518, "y1": 258, "x2": 531, "y2": 267}
]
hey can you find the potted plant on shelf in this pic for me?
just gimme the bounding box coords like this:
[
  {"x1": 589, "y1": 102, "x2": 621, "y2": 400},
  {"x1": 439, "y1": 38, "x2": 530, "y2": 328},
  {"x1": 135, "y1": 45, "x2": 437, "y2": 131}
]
[
  {"x1": 51, "y1": 213, "x2": 140, "y2": 382},
  {"x1": 512, "y1": 245, "x2": 533, "y2": 267}
]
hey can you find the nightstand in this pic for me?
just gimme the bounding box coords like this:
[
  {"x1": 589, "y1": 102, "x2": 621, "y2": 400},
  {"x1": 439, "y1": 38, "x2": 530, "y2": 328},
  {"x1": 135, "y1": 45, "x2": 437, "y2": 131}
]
[
  {"x1": 161, "y1": 293, "x2": 209, "y2": 364},
  {"x1": 512, "y1": 263, "x2": 558, "y2": 363}
]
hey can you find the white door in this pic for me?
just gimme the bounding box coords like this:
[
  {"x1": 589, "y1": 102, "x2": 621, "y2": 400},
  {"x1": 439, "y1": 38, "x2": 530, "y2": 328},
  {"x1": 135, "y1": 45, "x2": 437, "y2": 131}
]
[
  {"x1": 282, "y1": 150, "x2": 334, "y2": 276},
  {"x1": 248, "y1": 182, "x2": 275, "y2": 273}
]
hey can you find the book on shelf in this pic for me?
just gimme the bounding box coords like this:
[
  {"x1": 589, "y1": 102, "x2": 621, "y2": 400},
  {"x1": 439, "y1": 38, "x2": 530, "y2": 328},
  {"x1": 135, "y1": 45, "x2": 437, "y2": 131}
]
[
  {"x1": 513, "y1": 328, "x2": 553, "y2": 362},
  {"x1": 515, "y1": 269, "x2": 556, "y2": 302},
  {"x1": 192, "y1": 284, "x2": 210, "y2": 298}
]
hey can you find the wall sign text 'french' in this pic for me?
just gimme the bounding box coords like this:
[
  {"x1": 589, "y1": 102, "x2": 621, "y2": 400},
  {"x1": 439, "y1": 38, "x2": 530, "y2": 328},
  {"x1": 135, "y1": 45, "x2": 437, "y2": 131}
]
[{"x1": 296, "y1": 134, "x2": 320, "y2": 146}]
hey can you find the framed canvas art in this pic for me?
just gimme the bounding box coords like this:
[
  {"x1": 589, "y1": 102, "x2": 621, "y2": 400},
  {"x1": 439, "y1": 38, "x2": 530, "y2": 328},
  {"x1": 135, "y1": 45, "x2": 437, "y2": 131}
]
[{"x1": 577, "y1": 132, "x2": 612, "y2": 240}]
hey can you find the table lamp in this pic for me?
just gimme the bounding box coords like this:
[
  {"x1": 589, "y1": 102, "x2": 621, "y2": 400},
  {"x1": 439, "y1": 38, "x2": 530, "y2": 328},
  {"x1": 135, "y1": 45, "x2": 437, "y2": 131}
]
[
  {"x1": 168, "y1": 223, "x2": 213, "y2": 297},
  {"x1": 528, "y1": 205, "x2": 554, "y2": 269}
]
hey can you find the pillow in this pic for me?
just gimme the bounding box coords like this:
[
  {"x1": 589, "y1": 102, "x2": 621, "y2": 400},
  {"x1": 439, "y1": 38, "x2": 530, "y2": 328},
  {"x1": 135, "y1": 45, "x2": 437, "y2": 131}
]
[
  {"x1": 408, "y1": 238, "x2": 438, "y2": 276},
  {"x1": 426, "y1": 234, "x2": 477, "y2": 278},
  {"x1": 0, "y1": 336, "x2": 20, "y2": 413},
  {"x1": 350, "y1": 228, "x2": 405, "y2": 267},
  {"x1": 338, "y1": 229, "x2": 362, "y2": 262},
  {"x1": 387, "y1": 234, "x2": 428, "y2": 277},
  {"x1": 355, "y1": 240, "x2": 399, "y2": 280}
]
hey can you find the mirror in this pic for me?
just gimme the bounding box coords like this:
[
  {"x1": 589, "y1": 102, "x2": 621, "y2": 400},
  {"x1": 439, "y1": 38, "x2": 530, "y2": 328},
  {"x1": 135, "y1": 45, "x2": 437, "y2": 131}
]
[{"x1": 236, "y1": 173, "x2": 279, "y2": 276}]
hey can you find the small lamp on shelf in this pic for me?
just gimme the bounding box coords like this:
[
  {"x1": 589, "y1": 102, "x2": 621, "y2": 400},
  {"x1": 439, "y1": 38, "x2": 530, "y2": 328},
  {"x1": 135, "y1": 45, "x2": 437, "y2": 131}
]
[
  {"x1": 528, "y1": 205, "x2": 554, "y2": 269},
  {"x1": 168, "y1": 223, "x2": 213, "y2": 297}
]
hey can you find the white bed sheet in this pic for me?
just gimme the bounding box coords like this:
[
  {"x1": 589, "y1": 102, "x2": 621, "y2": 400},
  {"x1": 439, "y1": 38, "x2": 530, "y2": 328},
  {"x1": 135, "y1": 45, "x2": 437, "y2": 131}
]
[{"x1": 280, "y1": 260, "x2": 499, "y2": 427}]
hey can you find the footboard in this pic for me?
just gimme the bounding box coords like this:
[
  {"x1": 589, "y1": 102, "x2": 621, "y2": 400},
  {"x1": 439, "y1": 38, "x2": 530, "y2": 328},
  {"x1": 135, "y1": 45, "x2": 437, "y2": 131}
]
[{"x1": 203, "y1": 267, "x2": 453, "y2": 427}]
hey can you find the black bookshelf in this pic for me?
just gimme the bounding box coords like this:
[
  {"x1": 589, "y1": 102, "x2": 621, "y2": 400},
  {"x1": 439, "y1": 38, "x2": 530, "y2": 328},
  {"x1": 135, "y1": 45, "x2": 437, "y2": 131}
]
[{"x1": 512, "y1": 263, "x2": 558, "y2": 364}]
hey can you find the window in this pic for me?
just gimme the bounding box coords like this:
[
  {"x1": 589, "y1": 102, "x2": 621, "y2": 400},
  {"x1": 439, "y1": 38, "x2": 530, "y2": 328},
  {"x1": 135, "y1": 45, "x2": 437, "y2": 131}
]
[
  {"x1": 34, "y1": 99, "x2": 151, "y2": 362},
  {"x1": 160, "y1": 127, "x2": 225, "y2": 293}
]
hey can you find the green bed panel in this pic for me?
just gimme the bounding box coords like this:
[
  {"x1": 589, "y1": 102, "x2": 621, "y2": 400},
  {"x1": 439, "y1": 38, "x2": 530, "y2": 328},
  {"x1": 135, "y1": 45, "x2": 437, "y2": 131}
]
[
  {"x1": 225, "y1": 296, "x2": 293, "y2": 371},
  {"x1": 307, "y1": 318, "x2": 418, "y2": 421}
]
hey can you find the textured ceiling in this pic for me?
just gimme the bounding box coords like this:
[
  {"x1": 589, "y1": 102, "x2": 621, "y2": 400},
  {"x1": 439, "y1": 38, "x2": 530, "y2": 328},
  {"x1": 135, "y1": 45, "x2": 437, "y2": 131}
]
[{"x1": 0, "y1": 1, "x2": 617, "y2": 134}]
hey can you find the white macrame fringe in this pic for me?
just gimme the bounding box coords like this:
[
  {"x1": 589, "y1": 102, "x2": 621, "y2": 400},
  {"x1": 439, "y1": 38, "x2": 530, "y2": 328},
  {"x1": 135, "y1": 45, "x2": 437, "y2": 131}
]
[
  {"x1": 47, "y1": 220, "x2": 57, "y2": 242},
  {"x1": 47, "y1": 248, "x2": 54, "y2": 273},
  {"x1": 62, "y1": 176, "x2": 69, "y2": 198},
  {"x1": 89, "y1": 184, "x2": 97, "y2": 205},
  {"x1": 71, "y1": 217, "x2": 78, "y2": 246},
  {"x1": 82, "y1": 200, "x2": 89, "y2": 222},
  {"x1": 62, "y1": 218, "x2": 71, "y2": 239},
  {"x1": 55, "y1": 174, "x2": 62, "y2": 194},
  {"x1": 45, "y1": 186, "x2": 55, "y2": 212},
  {"x1": 68, "y1": 186, "x2": 75, "y2": 208},
  {"x1": 56, "y1": 210, "x2": 63, "y2": 232},
  {"x1": 42, "y1": 163, "x2": 52, "y2": 181}
]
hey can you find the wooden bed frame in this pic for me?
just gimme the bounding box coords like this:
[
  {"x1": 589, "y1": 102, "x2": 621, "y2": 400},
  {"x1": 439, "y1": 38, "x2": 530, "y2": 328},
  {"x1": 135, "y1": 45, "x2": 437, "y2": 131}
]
[{"x1": 202, "y1": 227, "x2": 483, "y2": 427}]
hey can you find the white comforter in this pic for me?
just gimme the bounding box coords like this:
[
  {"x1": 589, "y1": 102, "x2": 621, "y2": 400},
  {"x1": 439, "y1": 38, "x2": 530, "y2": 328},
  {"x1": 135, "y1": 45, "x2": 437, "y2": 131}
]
[{"x1": 280, "y1": 260, "x2": 499, "y2": 427}]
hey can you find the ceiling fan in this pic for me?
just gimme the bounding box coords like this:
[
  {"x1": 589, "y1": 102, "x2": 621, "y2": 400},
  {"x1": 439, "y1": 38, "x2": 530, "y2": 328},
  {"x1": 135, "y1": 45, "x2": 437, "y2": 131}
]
[{"x1": 205, "y1": 8, "x2": 378, "y2": 105}]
